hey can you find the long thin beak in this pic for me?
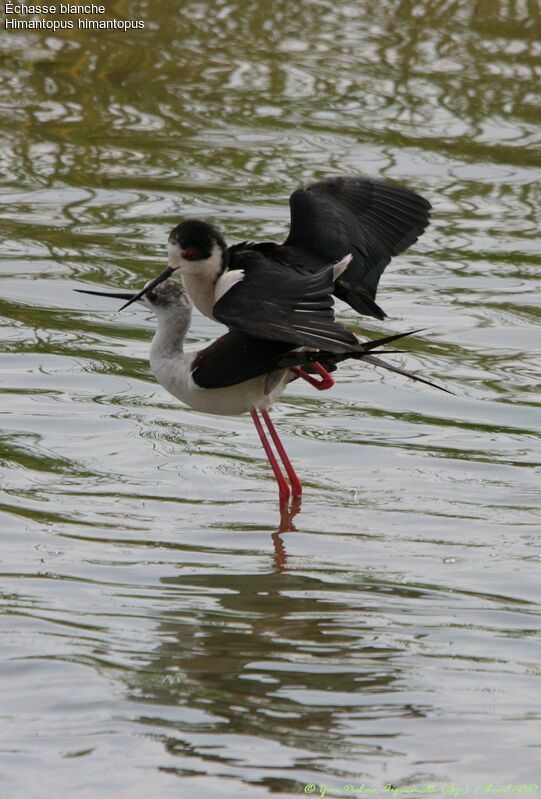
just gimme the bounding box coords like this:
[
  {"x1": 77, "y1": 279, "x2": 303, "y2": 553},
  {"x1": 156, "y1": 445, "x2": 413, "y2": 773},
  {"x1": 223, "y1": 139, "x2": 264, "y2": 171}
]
[
  {"x1": 74, "y1": 289, "x2": 138, "y2": 302},
  {"x1": 117, "y1": 266, "x2": 175, "y2": 311}
]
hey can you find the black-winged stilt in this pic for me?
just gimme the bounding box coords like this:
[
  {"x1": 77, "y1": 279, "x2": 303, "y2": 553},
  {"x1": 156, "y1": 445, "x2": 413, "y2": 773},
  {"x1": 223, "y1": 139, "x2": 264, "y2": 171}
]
[
  {"x1": 120, "y1": 174, "x2": 430, "y2": 321},
  {"x1": 76, "y1": 174, "x2": 446, "y2": 506}
]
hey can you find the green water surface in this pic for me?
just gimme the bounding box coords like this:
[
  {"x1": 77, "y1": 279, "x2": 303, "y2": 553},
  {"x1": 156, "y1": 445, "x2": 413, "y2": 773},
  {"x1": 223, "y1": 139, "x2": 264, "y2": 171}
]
[{"x1": 1, "y1": 1, "x2": 540, "y2": 796}]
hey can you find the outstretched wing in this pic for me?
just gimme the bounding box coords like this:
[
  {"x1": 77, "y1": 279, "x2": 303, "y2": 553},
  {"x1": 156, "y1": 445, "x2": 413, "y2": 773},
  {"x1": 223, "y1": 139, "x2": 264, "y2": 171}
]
[
  {"x1": 285, "y1": 175, "x2": 431, "y2": 318},
  {"x1": 212, "y1": 250, "x2": 358, "y2": 353}
]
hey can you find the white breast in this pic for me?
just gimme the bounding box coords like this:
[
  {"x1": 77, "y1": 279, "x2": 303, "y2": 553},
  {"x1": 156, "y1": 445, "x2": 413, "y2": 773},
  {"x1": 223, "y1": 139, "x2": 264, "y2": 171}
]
[
  {"x1": 173, "y1": 241, "x2": 226, "y2": 320},
  {"x1": 150, "y1": 349, "x2": 291, "y2": 416},
  {"x1": 182, "y1": 268, "x2": 245, "y2": 321},
  {"x1": 214, "y1": 270, "x2": 245, "y2": 303}
]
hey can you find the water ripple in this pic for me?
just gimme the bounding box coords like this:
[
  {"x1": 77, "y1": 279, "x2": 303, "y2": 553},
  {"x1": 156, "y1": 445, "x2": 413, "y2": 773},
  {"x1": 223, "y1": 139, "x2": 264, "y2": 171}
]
[{"x1": 1, "y1": 0, "x2": 541, "y2": 792}]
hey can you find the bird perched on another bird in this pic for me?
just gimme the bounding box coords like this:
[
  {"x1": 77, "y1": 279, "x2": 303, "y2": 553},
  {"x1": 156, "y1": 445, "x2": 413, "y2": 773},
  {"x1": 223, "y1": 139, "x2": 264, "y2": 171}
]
[
  {"x1": 77, "y1": 174, "x2": 444, "y2": 506},
  {"x1": 119, "y1": 174, "x2": 432, "y2": 395}
]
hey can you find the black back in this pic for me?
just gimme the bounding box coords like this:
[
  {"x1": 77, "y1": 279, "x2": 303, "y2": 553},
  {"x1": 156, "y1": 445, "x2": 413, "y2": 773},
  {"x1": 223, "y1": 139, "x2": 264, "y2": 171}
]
[
  {"x1": 270, "y1": 175, "x2": 431, "y2": 319},
  {"x1": 213, "y1": 250, "x2": 359, "y2": 353},
  {"x1": 191, "y1": 330, "x2": 294, "y2": 389}
]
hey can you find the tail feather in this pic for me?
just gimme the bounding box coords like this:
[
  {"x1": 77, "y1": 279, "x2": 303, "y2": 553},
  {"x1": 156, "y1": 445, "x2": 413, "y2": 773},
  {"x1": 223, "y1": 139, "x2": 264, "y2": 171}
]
[
  {"x1": 332, "y1": 253, "x2": 353, "y2": 280},
  {"x1": 360, "y1": 353, "x2": 454, "y2": 395},
  {"x1": 276, "y1": 329, "x2": 453, "y2": 395}
]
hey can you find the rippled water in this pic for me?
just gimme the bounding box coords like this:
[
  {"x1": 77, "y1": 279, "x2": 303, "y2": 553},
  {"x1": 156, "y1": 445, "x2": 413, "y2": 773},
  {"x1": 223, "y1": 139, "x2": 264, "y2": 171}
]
[{"x1": 1, "y1": 1, "x2": 540, "y2": 796}]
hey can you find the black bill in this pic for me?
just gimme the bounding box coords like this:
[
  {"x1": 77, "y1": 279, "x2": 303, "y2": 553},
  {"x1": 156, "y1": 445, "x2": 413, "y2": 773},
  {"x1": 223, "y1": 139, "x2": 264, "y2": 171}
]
[
  {"x1": 117, "y1": 266, "x2": 175, "y2": 311},
  {"x1": 74, "y1": 289, "x2": 137, "y2": 302}
]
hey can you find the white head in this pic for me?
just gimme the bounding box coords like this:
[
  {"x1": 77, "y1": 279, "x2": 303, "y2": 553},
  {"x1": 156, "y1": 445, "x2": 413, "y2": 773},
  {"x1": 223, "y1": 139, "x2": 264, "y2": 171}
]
[{"x1": 167, "y1": 219, "x2": 227, "y2": 281}]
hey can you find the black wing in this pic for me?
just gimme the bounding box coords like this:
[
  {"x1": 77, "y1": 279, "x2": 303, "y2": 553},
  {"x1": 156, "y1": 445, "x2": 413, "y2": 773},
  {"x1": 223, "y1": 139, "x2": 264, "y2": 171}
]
[
  {"x1": 213, "y1": 249, "x2": 358, "y2": 353},
  {"x1": 284, "y1": 175, "x2": 431, "y2": 319},
  {"x1": 191, "y1": 331, "x2": 296, "y2": 389},
  {"x1": 192, "y1": 328, "x2": 450, "y2": 395}
]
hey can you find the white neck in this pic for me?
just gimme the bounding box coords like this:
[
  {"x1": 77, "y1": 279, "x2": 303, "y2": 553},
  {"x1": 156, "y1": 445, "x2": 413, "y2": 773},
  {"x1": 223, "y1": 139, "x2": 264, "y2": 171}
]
[
  {"x1": 148, "y1": 308, "x2": 194, "y2": 403},
  {"x1": 181, "y1": 272, "x2": 218, "y2": 319},
  {"x1": 149, "y1": 307, "x2": 191, "y2": 361},
  {"x1": 168, "y1": 242, "x2": 224, "y2": 319}
]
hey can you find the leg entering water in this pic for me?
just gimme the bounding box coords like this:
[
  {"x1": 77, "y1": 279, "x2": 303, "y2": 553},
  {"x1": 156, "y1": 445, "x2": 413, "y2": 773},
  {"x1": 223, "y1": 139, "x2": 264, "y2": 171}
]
[
  {"x1": 251, "y1": 408, "x2": 290, "y2": 506},
  {"x1": 261, "y1": 409, "x2": 302, "y2": 497},
  {"x1": 251, "y1": 408, "x2": 303, "y2": 506}
]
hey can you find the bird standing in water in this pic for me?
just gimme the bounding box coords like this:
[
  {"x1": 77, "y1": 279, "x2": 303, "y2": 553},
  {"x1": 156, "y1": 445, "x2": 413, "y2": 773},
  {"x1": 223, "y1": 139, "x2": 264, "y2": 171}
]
[
  {"x1": 77, "y1": 278, "x2": 437, "y2": 507},
  {"x1": 78, "y1": 175, "x2": 442, "y2": 506}
]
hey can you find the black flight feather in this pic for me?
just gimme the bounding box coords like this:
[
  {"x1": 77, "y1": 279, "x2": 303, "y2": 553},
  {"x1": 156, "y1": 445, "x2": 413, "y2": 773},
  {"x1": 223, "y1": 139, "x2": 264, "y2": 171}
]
[
  {"x1": 283, "y1": 175, "x2": 431, "y2": 319},
  {"x1": 212, "y1": 250, "x2": 358, "y2": 353}
]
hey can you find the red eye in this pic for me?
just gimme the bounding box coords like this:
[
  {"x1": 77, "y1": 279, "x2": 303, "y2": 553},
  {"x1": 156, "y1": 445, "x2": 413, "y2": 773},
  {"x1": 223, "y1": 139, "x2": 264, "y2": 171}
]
[{"x1": 183, "y1": 248, "x2": 198, "y2": 261}]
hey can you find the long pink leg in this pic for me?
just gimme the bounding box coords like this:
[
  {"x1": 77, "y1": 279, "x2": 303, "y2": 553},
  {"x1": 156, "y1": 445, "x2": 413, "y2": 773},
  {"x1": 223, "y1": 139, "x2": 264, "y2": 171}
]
[
  {"x1": 291, "y1": 361, "x2": 334, "y2": 391},
  {"x1": 251, "y1": 408, "x2": 290, "y2": 506},
  {"x1": 261, "y1": 409, "x2": 303, "y2": 498}
]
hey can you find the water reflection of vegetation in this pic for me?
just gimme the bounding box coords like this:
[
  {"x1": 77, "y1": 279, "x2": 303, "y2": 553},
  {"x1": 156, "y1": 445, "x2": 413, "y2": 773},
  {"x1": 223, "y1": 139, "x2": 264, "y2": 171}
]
[{"x1": 1, "y1": 0, "x2": 540, "y2": 787}]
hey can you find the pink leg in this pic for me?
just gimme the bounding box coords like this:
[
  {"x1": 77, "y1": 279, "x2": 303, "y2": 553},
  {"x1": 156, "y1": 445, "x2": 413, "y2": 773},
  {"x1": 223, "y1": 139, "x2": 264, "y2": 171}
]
[
  {"x1": 291, "y1": 361, "x2": 334, "y2": 391},
  {"x1": 251, "y1": 408, "x2": 290, "y2": 506},
  {"x1": 261, "y1": 409, "x2": 303, "y2": 498}
]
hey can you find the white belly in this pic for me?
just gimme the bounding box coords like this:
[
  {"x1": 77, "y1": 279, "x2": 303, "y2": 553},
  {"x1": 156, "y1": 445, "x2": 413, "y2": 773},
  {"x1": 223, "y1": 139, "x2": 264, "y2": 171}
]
[{"x1": 150, "y1": 351, "x2": 290, "y2": 416}]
